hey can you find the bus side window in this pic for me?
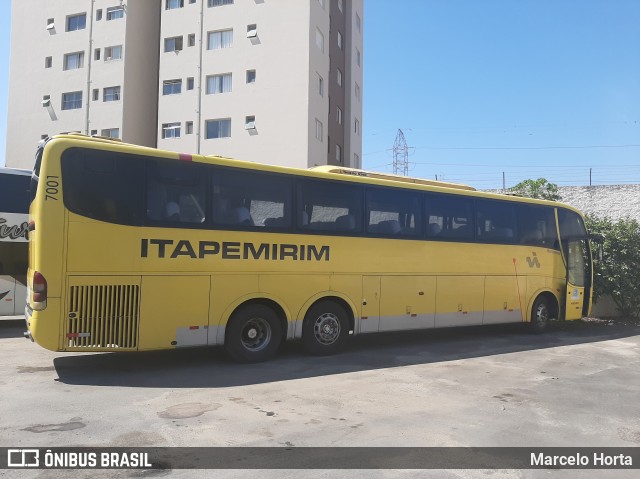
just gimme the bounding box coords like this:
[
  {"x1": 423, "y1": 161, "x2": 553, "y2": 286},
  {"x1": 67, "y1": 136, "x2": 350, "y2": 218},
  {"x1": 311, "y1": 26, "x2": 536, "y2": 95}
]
[
  {"x1": 518, "y1": 205, "x2": 557, "y2": 248},
  {"x1": 476, "y1": 200, "x2": 517, "y2": 243},
  {"x1": 366, "y1": 187, "x2": 421, "y2": 236},
  {"x1": 61, "y1": 148, "x2": 145, "y2": 226},
  {"x1": 426, "y1": 195, "x2": 473, "y2": 241},
  {"x1": 212, "y1": 168, "x2": 292, "y2": 229},
  {"x1": 298, "y1": 179, "x2": 362, "y2": 233},
  {"x1": 146, "y1": 160, "x2": 206, "y2": 225}
]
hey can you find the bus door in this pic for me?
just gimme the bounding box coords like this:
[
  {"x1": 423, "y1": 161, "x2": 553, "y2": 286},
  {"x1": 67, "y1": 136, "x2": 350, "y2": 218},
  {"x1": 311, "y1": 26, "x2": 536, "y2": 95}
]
[
  {"x1": 558, "y1": 209, "x2": 592, "y2": 320},
  {"x1": 564, "y1": 238, "x2": 591, "y2": 320}
]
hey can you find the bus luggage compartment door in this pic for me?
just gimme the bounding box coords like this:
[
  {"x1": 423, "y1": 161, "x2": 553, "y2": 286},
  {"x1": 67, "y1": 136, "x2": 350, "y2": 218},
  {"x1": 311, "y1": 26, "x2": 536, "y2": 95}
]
[
  {"x1": 139, "y1": 275, "x2": 211, "y2": 350},
  {"x1": 360, "y1": 276, "x2": 380, "y2": 333}
]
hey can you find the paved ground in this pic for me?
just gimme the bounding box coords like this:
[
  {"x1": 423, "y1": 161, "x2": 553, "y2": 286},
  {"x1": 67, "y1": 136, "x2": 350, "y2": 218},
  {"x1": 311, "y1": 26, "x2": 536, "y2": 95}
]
[{"x1": 0, "y1": 319, "x2": 639, "y2": 479}]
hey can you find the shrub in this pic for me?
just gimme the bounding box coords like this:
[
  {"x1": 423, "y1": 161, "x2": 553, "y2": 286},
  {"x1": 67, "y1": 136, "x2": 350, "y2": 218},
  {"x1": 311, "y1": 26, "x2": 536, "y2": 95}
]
[{"x1": 586, "y1": 215, "x2": 640, "y2": 319}]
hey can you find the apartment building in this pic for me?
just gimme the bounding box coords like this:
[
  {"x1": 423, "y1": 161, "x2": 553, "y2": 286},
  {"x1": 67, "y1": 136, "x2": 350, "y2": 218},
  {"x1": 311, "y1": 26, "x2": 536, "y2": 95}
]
[
  {"x1": 6, "y1": 0, "x2": 363, "y2": 170},
  {"x1": 6, "y1": 1, "x2": 161, "y2": 168}
]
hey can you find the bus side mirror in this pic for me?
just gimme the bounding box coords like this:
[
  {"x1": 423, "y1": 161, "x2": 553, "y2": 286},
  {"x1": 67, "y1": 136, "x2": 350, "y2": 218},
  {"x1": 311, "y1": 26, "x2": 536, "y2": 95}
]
[{"x1": 589, "y1": 234, "x2": 604, "y2": 261}]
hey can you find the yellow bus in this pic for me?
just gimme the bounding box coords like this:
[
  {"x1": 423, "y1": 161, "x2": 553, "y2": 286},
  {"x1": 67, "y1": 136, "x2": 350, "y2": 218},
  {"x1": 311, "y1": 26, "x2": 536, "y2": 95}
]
[{"x1": 25, "y1": 134, "x2": 593, "y2": 362}]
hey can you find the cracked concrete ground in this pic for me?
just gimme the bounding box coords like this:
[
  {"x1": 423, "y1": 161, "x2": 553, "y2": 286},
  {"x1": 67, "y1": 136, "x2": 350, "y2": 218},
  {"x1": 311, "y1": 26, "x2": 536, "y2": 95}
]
[{"x1": 1, "y1": 319, "x2": 638, "y2": 479}]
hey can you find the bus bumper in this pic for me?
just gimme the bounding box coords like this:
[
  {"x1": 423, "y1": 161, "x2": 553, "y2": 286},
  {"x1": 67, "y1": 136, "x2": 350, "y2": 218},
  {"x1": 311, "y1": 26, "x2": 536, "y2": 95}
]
[
  {"x1": 24, "y1": 305, "x2": 33, "y2": 341},
  {"x1": 24, "y1": 299, "x2": 62, "y2": 351}
]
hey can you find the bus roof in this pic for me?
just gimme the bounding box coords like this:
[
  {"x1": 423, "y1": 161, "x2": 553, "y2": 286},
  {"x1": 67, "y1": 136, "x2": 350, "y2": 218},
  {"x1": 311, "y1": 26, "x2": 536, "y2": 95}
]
[{"x1": 310, "y1": 165, "x2": 476, "y2": 191}]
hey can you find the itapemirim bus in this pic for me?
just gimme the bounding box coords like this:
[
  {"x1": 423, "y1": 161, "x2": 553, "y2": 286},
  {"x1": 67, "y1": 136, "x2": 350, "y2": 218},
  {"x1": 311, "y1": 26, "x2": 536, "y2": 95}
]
[
  {"x1": 0, "y1": 167, "x2": 30, "y2": 318},
  {"x1": 25, "y1": 134, "x2": 592, "y2": 362}
]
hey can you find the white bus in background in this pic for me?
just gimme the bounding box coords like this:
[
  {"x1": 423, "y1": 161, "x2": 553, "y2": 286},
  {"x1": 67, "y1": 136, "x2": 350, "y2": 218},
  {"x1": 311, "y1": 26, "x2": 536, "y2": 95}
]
[{"x1": 0, "y1": 167, "x2": 30, "y2": 318}]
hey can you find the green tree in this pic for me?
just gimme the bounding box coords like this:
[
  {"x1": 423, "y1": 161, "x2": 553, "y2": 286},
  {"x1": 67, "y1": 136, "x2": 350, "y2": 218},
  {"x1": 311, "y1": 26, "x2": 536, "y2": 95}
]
[
  {"x1": 586, "y1": 215, "x2": 640, "y2": 319},
  {"x1": 509, "y1": 178, "x2": 561, "y2": 201}
]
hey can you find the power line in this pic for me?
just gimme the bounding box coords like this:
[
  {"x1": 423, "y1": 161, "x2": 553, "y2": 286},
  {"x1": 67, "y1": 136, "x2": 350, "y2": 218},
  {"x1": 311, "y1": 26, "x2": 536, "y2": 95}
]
[{"x1": 413, "y1": 144, "x2": 640, "y2": 151}]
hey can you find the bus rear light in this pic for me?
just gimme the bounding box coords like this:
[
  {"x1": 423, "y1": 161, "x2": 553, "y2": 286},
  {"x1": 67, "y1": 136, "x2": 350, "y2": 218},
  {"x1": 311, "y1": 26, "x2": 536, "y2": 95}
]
[
  {"x1": 28, "y1": 220, "x2": 36, "y2": 232},
  {"x1": 32, "y1": 271, "x2": 47, "y2": 306}
]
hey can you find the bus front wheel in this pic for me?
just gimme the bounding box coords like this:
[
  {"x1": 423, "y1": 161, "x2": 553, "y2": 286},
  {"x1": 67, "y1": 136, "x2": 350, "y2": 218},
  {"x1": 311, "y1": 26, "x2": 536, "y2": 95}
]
[
  {"x1": 224, "y1": 304, "x2": 282, "y2": 363},
  {"x1": 530, "y1": 296, "x2": 550, "y2": 334},
  {"x1": 302, "y1": 300, "x2": 349, "y2": 356}
]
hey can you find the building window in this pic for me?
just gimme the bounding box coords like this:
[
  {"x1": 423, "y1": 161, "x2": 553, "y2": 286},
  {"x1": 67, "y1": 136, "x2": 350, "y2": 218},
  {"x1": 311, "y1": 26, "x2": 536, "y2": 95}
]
[
  {"x1": 337, "y1": 31, "x2": 343, "y2": 50},
  {"x1": 47, "y1": 18, "x2": 55, "y2": 30},
  {"x1": 315, "y1": 119, "x2": 323, "y2": 141},
  {"x1": 66, "y1": 13, "x2": 86, "y2": 32},
  {"x1": 106, "y1": 6, "x2": 124, "y2": 21},
  {"x1": 245, "y1": 115, "x2": 256, "y2": 130},
  {"x1": 356, "y1": 13, "x2": 361, "y2": 32},
  {"x1": 337, "y1": 68, "x2": 342, "y2": 87},
  {"x1": 165, "y1": 36, "x2": 184, "y2": 53},
  {"x1": 103, "y1": 86, "x2": 121, "y2": 102},
  {"x1": 92, "y1": 89, "x2": 99, "y2": 101},
  {"x1": 162, "y1": 122, "x2": 181, "y2": 139},
  {"x1": 208, "y1": 0, "x2": 234, "y2": 6},
  {"x1": 205, "y1": 119, "x2": 231, "y2": 139},
  {"x1": 335, "y1": 144, "x2": 342, "y2": 163},
  {"x1": 166, "y1": 0, "x2": 184, "y2": 9},
  {"x1": 90, "y1": 130, "x2": 97, "y2": 136},
  {"x1": 246, "y1": 69, "x2": 256, "y2": 83},
  {"x1": 187, "y1": 77, "x2": 195, "y2": 90},
  {"x1": 354, "y1": 118, "x2": 360, "y2": 135},
  {"x1": 188, "y1": 34, "x2": 196, "y2": 47},
  {"x1": 356, "y1": 48, "x2": 361, "y2": 67},
  {"x1": 45, "y1": 57, "x2": 52, "y2": 68},
  {"x1": 186, "y1": 121, "x2": 194, "y2": 134},
  {"x1": 338, "y1": 0, "x2": 343, "y2": 13},
  {"x1": 42, "y1": 95, "x2": 51, "y2": 106},
  {"x1": 101, "y1": 128, "x2": 120, "y2": 138},
  {"x1": 207, "y1": 29, "x2": 233, "y2": 50},
  {"x1": 105, "y1": 45, "x2": 123, "y2": 61},
  {"x1": 96, "y1": 9, "x2": 103, "y2": 21},
  {"x1": 63, "y1": 52, "x2": 84, "y2": 71},
  {"x1": 337, "y1": 107, "x2": 342, "y2": 125},
  {"x1": 355, "y1": 82, "x2": 361, "y2": 101},
  {"x1": 317, "y1": 74, "x2": 324, "y2": 97},
  {"x1": 315, "y1": 28, "x2": 324, "y2": 53},
  {"x1": 247, "y1": 24, "x2": 257, "y2": 38},
  {"x1": 206, "y1": 73, "x2": 232, "y2": 94},
  {"x1": 62, "y1": 91, "x2": 83, "y2": 110},
  {"x1": 94, "y1": 49, "x2": 101, "y2": 61},
  {"x1": 163, "y1": 79, "x2": 182, "y2": 95}
]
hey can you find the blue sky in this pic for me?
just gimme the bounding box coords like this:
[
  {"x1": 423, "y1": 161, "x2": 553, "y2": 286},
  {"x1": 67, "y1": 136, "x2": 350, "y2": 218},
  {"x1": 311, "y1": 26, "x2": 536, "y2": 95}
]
[{"x1": 1, "y1": 1, "x2": 639, "y2": 188}]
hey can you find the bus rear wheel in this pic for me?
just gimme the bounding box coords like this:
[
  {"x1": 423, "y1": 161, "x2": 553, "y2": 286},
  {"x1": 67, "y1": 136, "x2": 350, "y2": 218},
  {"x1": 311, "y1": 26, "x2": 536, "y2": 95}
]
[
  {"x1": 531, "y1": 296, "x2": 550, "y2": 334},
  {"x1": 224, "y1": 304, "x2": 282, "y2": 363},
  {"x1": 302, "y1": 300, "x2": 349, "y2": 356}
]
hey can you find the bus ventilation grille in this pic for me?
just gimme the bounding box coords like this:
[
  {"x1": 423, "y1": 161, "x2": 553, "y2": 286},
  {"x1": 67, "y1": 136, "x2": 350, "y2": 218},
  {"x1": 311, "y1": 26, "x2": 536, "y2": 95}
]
[{"x1": 66, "y1": 284, "x2": 139, "y2": 350}]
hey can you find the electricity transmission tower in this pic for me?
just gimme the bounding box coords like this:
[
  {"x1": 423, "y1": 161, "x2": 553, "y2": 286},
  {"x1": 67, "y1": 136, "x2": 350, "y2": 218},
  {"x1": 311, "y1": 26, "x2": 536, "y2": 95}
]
[{"x1": 392, "y1": 129, "x2": 409, "y2": 176}]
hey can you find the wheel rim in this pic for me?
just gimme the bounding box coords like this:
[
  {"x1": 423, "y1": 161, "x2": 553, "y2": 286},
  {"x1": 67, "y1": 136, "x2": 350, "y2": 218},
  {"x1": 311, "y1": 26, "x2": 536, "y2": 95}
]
[
  {"x1": 313, "y1": 312, "x2": 341, "y2": 345},
  {"x1": 240, "y1": 317, "x2": 272, "y2": 352},
  {"x1": 535, "y1": 303, "x2": 548, "y2": 328}
]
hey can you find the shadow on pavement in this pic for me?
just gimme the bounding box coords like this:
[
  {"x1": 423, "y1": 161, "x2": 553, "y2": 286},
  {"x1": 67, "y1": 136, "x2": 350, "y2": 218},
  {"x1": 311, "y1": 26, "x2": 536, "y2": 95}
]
[
  {"x1": 48, "y1": 320, "x2": 640, "y2": 388},
  {"x1": 0, "y1": 319, "x2": 26, "y2": 339}
]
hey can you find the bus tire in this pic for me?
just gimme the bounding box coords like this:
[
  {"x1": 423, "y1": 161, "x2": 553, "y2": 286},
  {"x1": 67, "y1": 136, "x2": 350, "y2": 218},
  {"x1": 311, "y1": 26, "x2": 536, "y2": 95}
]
[
  {"x1": 530, "y1": 296, "x2": 550, "y2": 334},
  {"x1": 224, "y1": 304, "x2": 282, "y2": 363},
  {"x1": 302, "y1": 300, "x2": 349, "y2": 356}
]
